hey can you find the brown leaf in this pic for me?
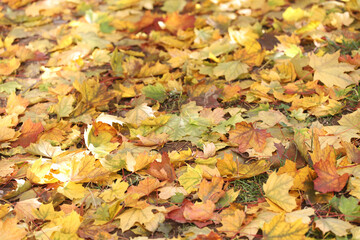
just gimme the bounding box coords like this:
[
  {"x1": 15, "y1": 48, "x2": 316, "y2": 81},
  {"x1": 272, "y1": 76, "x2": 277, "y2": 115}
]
[
  {"x1": 146, "y1": 152, "x2": 176, "y2": 182},
  {"x1": 342, "y1": 141, "x2": 360, "y2": 164},
  {"x1": 229, "y1": 122, "x2": 271, "y2": 152},
  {"x1": 193, "y1": 231, "x2": 223, "y2": 240}
]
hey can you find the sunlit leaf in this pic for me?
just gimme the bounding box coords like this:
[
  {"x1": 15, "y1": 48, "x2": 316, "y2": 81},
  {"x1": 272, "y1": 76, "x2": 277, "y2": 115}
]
[{"x1": 263, "y1": 172, "x2": 297, "y2": 212}]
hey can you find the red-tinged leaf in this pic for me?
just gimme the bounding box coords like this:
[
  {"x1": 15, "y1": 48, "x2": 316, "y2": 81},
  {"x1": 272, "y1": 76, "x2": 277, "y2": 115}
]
[
  {"x1": 229, "y1": 121, "x2": 271, "y2": 152},
  {"x1": 313, "y1": 159, "x2": 349, "y2": 193},
  {"x1": 183, "y1": 200, "x2": 216, "y2": 222},
  {"x1": 165, "y1": 12, "x2": 195, "y2": 34},
  {"x1": 11, "y1": 119, "x2": 44, "y2": 148},
  {"x1": 136, "y1": 11, "x2": 163, "y2": 34},
  {"x1": 166, "y1": 199, "x2": 192, "y2": 223},
  {"x1": 338, "y1": 53, "x2": 360, "y2": 67},
  {"x1": 193, "y1": 231, "x2": 223, "y2": 240},
  {"x1": 146, "y1": 152, "x2": 176, "y2": 182}
]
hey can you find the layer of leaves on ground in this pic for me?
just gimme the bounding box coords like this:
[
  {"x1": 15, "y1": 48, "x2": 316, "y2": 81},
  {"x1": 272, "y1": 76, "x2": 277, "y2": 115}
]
[{"x1": 1, "y1": 0, "x2": 360, "y2": 239}]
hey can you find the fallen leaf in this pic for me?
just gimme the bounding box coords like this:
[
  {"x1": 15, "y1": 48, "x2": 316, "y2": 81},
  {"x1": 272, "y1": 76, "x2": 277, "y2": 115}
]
[
  {"x1": 309, "y1": 51, "x2": 356, "y2": 88},
  {"x1": 0, "y1": 217, "x2": 27, "y2": 240},
  {"x1": 198, "y1": 177, "x2": 225, "y2": 203},
  {"x1": 263, "y1": 172, "x2": 297, "y2": 212},
  {"x1": 315, "y1": 218, "x2": 353, "y2": 237},
  {"x1": 183, "y1": 200, "x2": 216, "y2": 222},
  {"x1": 11, "y1": 118, "x2": 44, "y2": 148},
  {"x1": 217, "y1": 206, "x2": 245, "y2": 237},
  {"x1": 147, "y1": 152, "x2": 176, "y2": 182},
  {"x1": 313, "y1": 158, "x2": 349, "y2": 193},
  {"x1": 262, "y1": 213, "x2": 309, "y2": 239},
  {"x1": 229, "y1": 121, "x2": 272, "y2": 152}
]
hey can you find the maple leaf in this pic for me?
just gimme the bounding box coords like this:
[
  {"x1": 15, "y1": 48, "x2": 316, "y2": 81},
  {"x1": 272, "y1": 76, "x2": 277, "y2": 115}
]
[
  {"x1": 117, "y1": 206, "x2": 165, "y2": 232},
  {"x1": 213, "y1": 60, "x2": 249, "y2": 81},
  {"x1": 262, "y1": 213, "x2": 309, "y2": 239},
  {"x1": 315, "y1": 218, "x2": 353, "y2": 237},
  {"x1": 309, "y1": 51, "x2": 356, "y2": 88},
  {"x1": 183, "y1": 200, "x2": 216, "y2": 222},
  {"x1": 11, "y1": 118, "x2": 44, "y2": 147},
  {"x1": 178, "y1": 165, "x2": 203, "y2": 193},
  {"x1": 342, "y1": 141, "x2": 360, "y2": 163},
  {"x1": 229, "y1": 121, "x2": 272, "y2": 152},
  {"x1": 0, "y1": 57, "x2": 21, "y2": 76},
  {"x1": 263, "y1": 172, "x2": 297, "y2": 212},
  {"x1": 313, "y1": 159, "x2": 349, "y2": 193},
  {"x1": 338, "y1": 108, "x2": 360, "y2": 132},
  {"x1": 165, "y1": 12, "x2": 195, "y2": 34},
  {"x1": 198, "y1": 177, "x2": 225, "y2": 203},
  {"x1": 0, "y1": 217, "x2": 27, "y2": 240},
  {"x1": 84, "y1": 121, "x2": 120, "y2": 159},
  {"x1": 146, "y1": 152, "x2": 176, "y2": 182},
  {"x1": 127, "y1": 177, "x2": 164, "y2": 198},
  {"x1": 217, "y1": 206, "x2": 245, "y2": 237},
  {"x1": 217, "y1": 153, "x2": 270, "y2": 179}
]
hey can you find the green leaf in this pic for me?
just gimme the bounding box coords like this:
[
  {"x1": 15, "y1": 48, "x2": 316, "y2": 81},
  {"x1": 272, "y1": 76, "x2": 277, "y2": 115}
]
[
  {"x1": 0, "y1": 81, "x2": 21, "y2": 94},
  {"x1": 170, "y1": 192, "x2": 185, "y2": 204},
  {"x1": 142, "y1": 83, "x2": 167, "y2": 103},
  {"x1": 155, "y1": 115, "x2": 186, "y2": 141},
  {"x1": 338, "y1": 196, "x2": 360, "y2": 221},
  {"x1": 100, "y1": 21, "x2": 115, "y2": 33},
  {"x1": 213, "y1": 61, "x2": 249, "y2": 81},
  {"x1": 161, "y1": 0, "x2": 186, "y2": 13}
]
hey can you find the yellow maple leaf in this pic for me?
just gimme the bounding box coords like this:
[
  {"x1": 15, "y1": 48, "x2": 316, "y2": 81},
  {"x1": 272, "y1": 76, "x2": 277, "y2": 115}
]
[
  {"x1": 178, "y1": 165, "x2": 203, "y2": 193},
  {"x1": 126, "y1": 151, "x2": 157, "y2": 172},
  {"x1": 117, "y1": 206, "x2": 165, "y2": 232},
  {"x1": 100, "y1": 178, "x2": 129, "y2": 202},
  {"x1": 57, "y1": 182, "x2": 86, "y2": 200},
  {"x1": 315, "y1": 218, "x2": 353, "y2": 237},
  {"x1": 0, "y1": 217, "x2": 27, "y2": 240},
  {"x1": 217, "y1": 206, "x2": 245, "y2": 237},
  {"x1": 309, "y1": 51, "x2": 356, "y2": 88},
  {"x1": 0, "y1": 57, "x2": 21, "y2": 76},
  {"x1": 33, "y1": 202, "x2": 63, "y2": 221},
  {"x1": 263, "y1": 172, "x2": 297, "y2": 212},
  {"x1": 263, "y1": 213, "x2": 309, "y2": 239}
]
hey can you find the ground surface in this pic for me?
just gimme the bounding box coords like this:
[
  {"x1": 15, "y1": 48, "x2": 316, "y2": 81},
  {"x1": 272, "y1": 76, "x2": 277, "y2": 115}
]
[{"x1": 1, "y1": 0, "x2": 360, "y2": 239}]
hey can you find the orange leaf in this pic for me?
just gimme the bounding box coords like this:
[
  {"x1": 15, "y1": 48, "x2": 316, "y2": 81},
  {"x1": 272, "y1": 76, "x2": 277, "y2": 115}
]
[
  {"x1": 146, "y1": 152, "x2": 176, "y2": 182},
  {"x1": 6, "y1": 92, "x2": 29, "y2": 116},
  {"x1": 183, "y1": 200, "x2": 215, "y2": 222},
  {"x1": 198, "y1": 177, "x2": 225, "y2": 203},
  {"x1": 11, "y1": 118, "x2": 44, "y2": 147},
  {"x1": 0, "y1": 217, "x2": 27, "y2": 240},
  {"x1": 314, "y1": 159, "x2": 349, "y2": 193},
  {"x1": 193, "y1": 231, "x2": 223, "y2": 240},
  {"x1": 217, "y1": 206, "x2": 245, "y2": 237},
  {"x1": 127, "y1": 177, "x2": 165, "y2": 198},
  {"x1": 229, "y1": 122, "x2": 271, "y2": 152},
  {"x1": 165, "y1": 12, "x2": 195, "y2": 34}
]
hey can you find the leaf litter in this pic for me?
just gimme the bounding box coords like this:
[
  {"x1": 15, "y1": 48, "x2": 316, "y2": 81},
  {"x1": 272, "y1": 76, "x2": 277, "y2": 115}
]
[{"x1": 0, "y1": 0, "x2": 360, "y2": 239}]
